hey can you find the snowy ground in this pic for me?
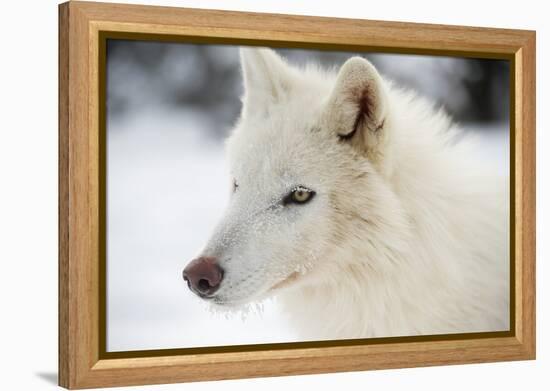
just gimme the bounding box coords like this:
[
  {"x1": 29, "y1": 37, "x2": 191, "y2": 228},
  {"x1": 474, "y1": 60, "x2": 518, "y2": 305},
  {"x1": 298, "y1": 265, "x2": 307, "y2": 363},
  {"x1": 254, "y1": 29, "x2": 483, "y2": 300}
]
[
  {"x1": 106, "y1": 107, "x2": 509, "y2": 352},
  {"x1": 106, "y1": 108, "x2": 299, "y2": 352}
]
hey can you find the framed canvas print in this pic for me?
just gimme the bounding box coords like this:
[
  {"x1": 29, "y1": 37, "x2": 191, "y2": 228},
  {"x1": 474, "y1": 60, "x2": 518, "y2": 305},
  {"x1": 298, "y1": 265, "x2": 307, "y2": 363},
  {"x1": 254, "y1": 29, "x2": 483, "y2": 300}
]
[{"x1": 58, "y1": 1, "x2": 536, "y2": 389}]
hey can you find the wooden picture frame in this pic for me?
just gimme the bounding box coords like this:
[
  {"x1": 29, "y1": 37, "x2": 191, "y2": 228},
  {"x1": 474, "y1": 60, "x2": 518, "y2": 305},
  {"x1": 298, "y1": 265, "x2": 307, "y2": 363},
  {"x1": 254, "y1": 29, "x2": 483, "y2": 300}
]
[{"x1": 58, "y1": 1, "x2": 536, "y2": 389}]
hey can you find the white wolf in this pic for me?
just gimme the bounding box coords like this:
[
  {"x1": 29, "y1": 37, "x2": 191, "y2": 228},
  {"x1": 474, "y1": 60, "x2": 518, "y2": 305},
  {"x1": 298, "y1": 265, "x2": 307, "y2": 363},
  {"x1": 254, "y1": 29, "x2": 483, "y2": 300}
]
[{"x1": 183, "y1": 48, "x2": 509, "y2": 340}]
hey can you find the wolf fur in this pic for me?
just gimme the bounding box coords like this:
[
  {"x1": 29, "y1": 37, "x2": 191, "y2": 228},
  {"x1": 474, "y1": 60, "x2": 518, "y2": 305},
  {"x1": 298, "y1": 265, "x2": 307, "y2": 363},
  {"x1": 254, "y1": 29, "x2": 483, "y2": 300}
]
[{"x1": 192, "y1": 48, "x2": 509, "y2": 339}]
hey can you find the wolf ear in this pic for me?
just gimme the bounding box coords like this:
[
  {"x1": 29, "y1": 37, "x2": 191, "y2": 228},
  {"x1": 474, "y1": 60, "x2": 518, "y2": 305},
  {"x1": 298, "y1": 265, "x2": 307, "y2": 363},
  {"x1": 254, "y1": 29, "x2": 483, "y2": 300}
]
[
  {"x1": 324, "y1": 57, "x2": 389, "y2": 166},
  {"x1": 240, "y1": 48, "x2": 295, "y2": 117}
]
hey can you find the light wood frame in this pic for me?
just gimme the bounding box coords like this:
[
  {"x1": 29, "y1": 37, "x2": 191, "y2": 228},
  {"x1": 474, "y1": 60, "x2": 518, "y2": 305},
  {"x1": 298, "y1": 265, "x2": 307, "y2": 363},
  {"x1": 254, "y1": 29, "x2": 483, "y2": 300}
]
[{"x1": 59, "y1": 1, "x2": 536, "y2": 389}]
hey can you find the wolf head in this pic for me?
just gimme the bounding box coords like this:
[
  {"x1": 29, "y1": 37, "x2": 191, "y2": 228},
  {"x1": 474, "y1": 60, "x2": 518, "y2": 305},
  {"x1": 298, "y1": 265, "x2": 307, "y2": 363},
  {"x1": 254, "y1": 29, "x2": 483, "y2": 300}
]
[{"x1": 183, "y1": 48, "x2": 409, "y2": 307}]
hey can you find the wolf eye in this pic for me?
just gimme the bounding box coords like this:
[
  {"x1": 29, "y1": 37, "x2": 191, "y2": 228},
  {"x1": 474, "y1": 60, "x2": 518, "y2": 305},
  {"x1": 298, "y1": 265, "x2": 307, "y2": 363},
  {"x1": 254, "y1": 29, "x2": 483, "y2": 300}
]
[{"x1": 283, "y1": 186, "x2": 316, "y2": 205}]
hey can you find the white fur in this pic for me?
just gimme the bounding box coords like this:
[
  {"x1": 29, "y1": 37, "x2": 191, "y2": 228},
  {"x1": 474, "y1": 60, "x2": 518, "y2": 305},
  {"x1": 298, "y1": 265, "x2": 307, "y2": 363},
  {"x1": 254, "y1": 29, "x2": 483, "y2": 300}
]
[{"x1": 192, "y1": 48, "x2": 509, "y2": 339}]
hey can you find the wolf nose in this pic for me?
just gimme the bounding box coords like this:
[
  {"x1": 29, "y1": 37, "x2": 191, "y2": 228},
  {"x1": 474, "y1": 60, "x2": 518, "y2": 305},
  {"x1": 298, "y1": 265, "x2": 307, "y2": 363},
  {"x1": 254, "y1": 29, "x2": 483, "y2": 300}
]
[{"x1": 182, "y1": 257, "x2": 224, "y2": 297}]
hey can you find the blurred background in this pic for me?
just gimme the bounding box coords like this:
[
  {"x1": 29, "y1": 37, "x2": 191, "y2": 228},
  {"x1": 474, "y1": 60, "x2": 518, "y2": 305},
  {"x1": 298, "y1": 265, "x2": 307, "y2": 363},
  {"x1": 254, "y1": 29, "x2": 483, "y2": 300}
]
[{"x1": 106, "y1": 40, "x2": 510, "y2": 352}]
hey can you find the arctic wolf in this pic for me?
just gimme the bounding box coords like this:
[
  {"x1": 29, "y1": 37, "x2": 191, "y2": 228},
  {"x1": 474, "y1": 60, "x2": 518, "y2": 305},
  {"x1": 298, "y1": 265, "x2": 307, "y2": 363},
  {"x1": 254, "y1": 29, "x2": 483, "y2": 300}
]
[{"x1": 183, "y1": 48, "x2": 509, "y2": 339}]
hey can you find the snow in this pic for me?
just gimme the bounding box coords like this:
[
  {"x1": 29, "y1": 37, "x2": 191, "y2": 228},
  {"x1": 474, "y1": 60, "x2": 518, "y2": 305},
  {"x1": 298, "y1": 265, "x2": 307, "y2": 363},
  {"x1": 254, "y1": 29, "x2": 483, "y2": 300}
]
[
  {"x1": 106, "y1": 106, "x2": 508, "y2": 352},
  {"x1": 106, "y1": 107, "x2": 300, "y2": 352}
]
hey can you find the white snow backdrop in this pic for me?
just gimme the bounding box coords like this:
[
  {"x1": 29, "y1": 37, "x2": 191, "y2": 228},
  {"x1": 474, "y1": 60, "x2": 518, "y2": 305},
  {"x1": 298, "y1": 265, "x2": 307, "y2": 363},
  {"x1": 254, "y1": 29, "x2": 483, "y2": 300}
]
[{"x1": 106, "y1": 44, "x2": 509, "y2": 352}]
